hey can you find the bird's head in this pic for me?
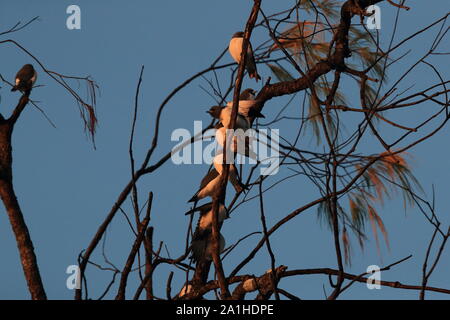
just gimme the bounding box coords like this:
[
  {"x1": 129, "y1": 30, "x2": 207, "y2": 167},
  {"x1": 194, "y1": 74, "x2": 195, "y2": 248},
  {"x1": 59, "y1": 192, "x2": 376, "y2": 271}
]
[
  {"x1": 232, "y1": 31, "x2": 244, "y2": 39},
  {"x1": 22, "y1": 64, "x2": 35, "y2": 71},
  {"x1": 239, "y1": 88, "x2": 257, "y2": 100},
  {"x1": 207, "y1": 106, "x2": 223, "y2": 119}
]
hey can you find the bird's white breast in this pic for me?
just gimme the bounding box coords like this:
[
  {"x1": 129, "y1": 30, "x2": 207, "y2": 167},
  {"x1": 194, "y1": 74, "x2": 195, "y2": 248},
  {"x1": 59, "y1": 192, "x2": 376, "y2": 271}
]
[
  {"x1": 31, "y1": 71, "x2": 38, "y2": 84},
  {"x1": 219, "y1": 107, "x2": 232, "y2": 128},
  {"x1": 213, "y1": 152, "x2": 226, "y2": 175},
  {"x1": 199, "y1": 206, "x2": 227, "y2": 230},
  {"x1": 226, "y1": 100, "x2": 258, "y2": 118},
  {"x1": 229, "y1": 37, "x2": 243, "y2": 63},
  {"x1": 221, "y1": 106, "x2": 250, "y2": 130},
  {"x1": 216, "y1": 126, "x2": 237, "y2": 151}
]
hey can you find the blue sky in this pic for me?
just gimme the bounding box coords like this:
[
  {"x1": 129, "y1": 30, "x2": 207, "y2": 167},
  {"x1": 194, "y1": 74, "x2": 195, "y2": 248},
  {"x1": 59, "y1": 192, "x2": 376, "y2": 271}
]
[{"x1": 0, "y1": 0, "x2": 449, "y2": 299}]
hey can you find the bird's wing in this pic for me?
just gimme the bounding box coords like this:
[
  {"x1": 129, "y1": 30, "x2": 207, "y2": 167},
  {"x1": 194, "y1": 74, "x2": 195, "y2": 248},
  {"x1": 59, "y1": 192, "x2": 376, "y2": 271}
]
[
  {"x1": 199, "y1": 169, "x2": 219, "y2": 189},
  {"x1": 184, "y1": 202, "x2": 213, "y2": 215},
  {"x1": 246, "y1": 43, "x2": 260, "y2": 80},
  {"x1": 188, "y1": 169, "x2": 220, "y2": 202}
]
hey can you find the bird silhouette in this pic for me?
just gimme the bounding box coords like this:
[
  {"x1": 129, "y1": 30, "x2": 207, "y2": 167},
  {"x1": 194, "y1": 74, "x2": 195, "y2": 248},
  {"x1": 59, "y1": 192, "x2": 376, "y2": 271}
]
[{"x1": 11, "y1": 64, "x2": 37, "y2": 92}]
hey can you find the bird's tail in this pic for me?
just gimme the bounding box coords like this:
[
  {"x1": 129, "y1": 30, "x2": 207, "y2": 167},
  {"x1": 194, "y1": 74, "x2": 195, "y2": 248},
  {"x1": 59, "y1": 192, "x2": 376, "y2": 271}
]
[
  {"x1": 230, "y1": 174, "x2": 248, "y2": 194},
  {"x1": 249, "y1": 72, "x2": 261, "y2": 82},
  {"x1": 10, "y1": 86, "x2": 18, "y2": 92},
  {"x1": 188, "y1": 193, "x2": 199, "y2": 203},
  {"x1": 248, "y1": 108, "x2": 265, "y2": 119}
]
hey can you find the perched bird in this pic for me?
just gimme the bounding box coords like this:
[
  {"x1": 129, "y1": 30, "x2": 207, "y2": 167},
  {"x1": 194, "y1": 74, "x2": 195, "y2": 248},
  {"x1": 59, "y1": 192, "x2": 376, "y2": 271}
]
[
  {"x1": 185, "y1": 202, "x2": 228, "y2": 240},
  {"x1": 188, "y1": 169, "x2": 222, "y2": 203},
  {"x1": 226, "y1": 100, "x2": 265, "y2": 121},
  {"x1": 185, "y1": 203, "x2": 228, "y2": 282},
  {"x1": 228, "y1": 32, "x2": 261, "y2": 81},
  {"x1": 191, "y1": 232, "x2": 226, "y2": 263},
  {"x1": 215, "y1": 126, "x2": 258, "y2": 160},
  {"x1": 11, "y1": 64, "x2": 37, "y2": 92},
  {"x1": 207, "y1": 105, "x2": 250, "y2": 130},
  {"x1": 213, "y1": 152, "x2": 248, "y2": 193},
  {"x1": 226, "y1": 89, "x2": 265, "y2": 121}
]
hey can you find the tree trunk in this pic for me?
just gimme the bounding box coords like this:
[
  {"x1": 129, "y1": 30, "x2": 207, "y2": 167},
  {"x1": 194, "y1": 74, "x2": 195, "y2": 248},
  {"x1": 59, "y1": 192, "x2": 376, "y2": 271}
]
[{"x1": 0, "y1": 118, "x2": 46, "y2": 300}]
